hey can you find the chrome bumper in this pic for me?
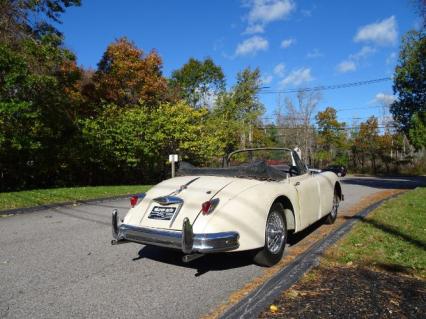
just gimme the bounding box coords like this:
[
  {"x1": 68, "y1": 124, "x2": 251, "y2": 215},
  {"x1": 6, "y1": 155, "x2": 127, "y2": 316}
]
[{"x1": 111, "y1": 210, "x2": 239, "y2": 253}]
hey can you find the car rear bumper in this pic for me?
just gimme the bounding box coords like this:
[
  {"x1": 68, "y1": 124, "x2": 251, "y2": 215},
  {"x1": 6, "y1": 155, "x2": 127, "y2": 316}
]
[{"x1": 111, "y1": 210, "x2": 239, "y2": 253}]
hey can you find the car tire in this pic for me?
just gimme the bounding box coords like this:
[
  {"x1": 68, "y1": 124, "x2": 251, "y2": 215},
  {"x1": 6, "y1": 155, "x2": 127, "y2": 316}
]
[
  {"x1": 253, "y1": 202, "x2": 288, "y2": 267},
  {"x1": 325, "y1": 191, "x2": 340, "y2": 224}
]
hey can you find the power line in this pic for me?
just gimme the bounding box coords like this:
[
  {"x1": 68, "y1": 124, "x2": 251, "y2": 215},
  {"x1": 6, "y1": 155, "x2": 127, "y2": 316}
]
[
  {"x1": 335, "y1": 105, "x2": 388, "y2": 112},
  {"x1": 257, "y1": 124, "x2": 396, "y2": 130},
  {"x1": 262, "y1": 115, "x2": 387, "y2": 121},
  {"x1": 261, "y1": 105, "x2": 389, "y2": 121},
  {"x1": 259, "y1": 77, "x2": 392, "y2": 94}
]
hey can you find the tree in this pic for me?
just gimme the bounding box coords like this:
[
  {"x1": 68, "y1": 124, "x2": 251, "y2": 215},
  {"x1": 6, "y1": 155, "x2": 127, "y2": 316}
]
[
  {"x1": 170, "y1": 57, "x2": 225, "y2": 108},
  {"x1": 409, "y1": 112, "x2": 426, "y2": 149},
  {"x1": 0, "y1": 0, "x2": 81, "y2": 44},
  {"x1": 353, "y1": 117, "x2": 380, "y2": 172},
  {"x1": 278, "y1": 90, "x2": 321, "y2": 163},
  {"x1": 213, "y1": 67, "x2": 265, "y2": 151},
  {"x1": 390, "y1": 30, "x2": 426, "y2": 135},
  {"x1": 94, "y1": 37, "x2": 168, "y2": 108},
  {"x1": 0, "y1": 38, "x2": 86, "y2": 190},
  {"x1": 81, "y1": 101, "x2": 223, "y2": 183},
  {"x1": 315, "y1": 107, "x2": 347, "y2": 166}
]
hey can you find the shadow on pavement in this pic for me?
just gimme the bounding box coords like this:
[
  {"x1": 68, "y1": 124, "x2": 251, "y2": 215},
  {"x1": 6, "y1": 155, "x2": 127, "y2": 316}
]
[
  {"x1": 133, "y1": 217, "x2": 332, "y2": 276},
  {"x1": 134, "y1": 245, "x2": 255, "y2": 276},
  {"x1": 341, "y1": 176, "x2": 426, "y2": 190}
]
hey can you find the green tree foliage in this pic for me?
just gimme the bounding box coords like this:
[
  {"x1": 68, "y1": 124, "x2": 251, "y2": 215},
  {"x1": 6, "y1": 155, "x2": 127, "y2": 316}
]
[
  {"x1": 390, "y1": 30, "x2": 426, "y2": 134},
  {"x1": 409, "y1": 112, "x2": 426, "y2": 149},
  {"x1": 0, "y1": 39, "x2": 85, "y2": 190},
  {"x1": 0, "y1": 0, "x2": 86, "y2": 190},
  {"x1": 170, "y1": 57, "x2": 225, "y2": 108},
  {"x1": 81, "y1": 101, "x2": 223, "y2": 183},
  {"x1": 213, "y1": 67, "x2": 265, "y2": 151}
]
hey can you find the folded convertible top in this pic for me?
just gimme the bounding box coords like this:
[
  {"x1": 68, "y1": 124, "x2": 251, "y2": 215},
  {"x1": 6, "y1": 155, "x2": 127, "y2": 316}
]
[{"x1": 178, "y1": 160, "x2": 287, "y2": 181}]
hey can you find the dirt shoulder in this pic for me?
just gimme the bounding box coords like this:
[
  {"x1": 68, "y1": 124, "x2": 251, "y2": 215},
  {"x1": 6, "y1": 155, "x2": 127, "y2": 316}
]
[{"x1": 259, "y1": 264, "x2": 425, "y2": 319}]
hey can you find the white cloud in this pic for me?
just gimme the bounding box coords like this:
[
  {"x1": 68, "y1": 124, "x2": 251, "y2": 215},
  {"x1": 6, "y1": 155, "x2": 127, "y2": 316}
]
[
  {"x1": 280, "y1": 67, "x2": 313, "y2": 87},
  {"x1": 374, "y1": 92, "x2": 396, "y2": 106},
  {"x1": 261, "y1": 74, "x2": 273, "y2": 85},
  {"x1": 354, "y1": 16, "x2": 398, "y2": 45},
  {"x1": 248, "y1": 0, "x2": 296, "y2": 24},
  {"x1": 337, "y1": 60, "x2": 356, "y2": 73},
  {"x1": 349, "y1": 46, "x2": 376, "y2": 60},
  {"x1": 280, "y1": 38, "x2": 295, "y2": 48},
  {"x1": 243, "y1": 0, "x2": 295, "y2": 34},
  {"x1": 306, "y1": 48, "x2": 323, "y2": 58},
  {"x1": 336, "y1": 46, "x2": 376, "y2": 73},
  {"x1": 235, "y1": 36, "x2": 269, "y2": 56},
  {"x1": 273, "y1": 63, "x2": 285, "y2": 77},
  {"x1": 244, "y1": 24, "x2": 265, "y2": 34}
]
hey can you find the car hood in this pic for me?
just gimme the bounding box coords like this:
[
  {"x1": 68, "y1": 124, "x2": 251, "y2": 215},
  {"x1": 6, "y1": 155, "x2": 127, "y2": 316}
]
[{"x1": 123, "y1": 175, "x2": 263, "y2": 230}]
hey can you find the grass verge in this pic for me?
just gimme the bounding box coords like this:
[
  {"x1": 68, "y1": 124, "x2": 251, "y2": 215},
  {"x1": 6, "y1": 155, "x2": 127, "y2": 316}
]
[
  {"x1": 325, "y1": 186, "x2": 426, "y2": 278},
  {"x1": 0, "y1": 185, "x2": 151, "y2": 211}
]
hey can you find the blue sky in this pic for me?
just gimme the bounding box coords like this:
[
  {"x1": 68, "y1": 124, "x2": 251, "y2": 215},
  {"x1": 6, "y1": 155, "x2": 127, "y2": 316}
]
[{"x1": 58, "y1": 0, "x2": 420, "y2": 124}]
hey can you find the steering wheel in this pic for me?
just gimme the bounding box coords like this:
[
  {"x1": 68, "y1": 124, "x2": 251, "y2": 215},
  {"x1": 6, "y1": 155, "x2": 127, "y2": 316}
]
[{"x1": 289, "y1": 166, "x2": 299, "y2": 177}]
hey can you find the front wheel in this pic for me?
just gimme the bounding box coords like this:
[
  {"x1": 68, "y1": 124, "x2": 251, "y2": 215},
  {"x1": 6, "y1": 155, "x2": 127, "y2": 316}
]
[
  {"x1": 253, "y1": 202, "x2": 288, "y2": 267},
  {"x1": 325, "y1": 191, "x2": 340, "y2": 224}
]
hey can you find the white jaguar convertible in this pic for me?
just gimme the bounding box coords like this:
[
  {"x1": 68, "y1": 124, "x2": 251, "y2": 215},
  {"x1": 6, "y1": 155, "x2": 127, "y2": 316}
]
[{"x1": 112, "y1": 148, "x2": 343, "y2": 266}]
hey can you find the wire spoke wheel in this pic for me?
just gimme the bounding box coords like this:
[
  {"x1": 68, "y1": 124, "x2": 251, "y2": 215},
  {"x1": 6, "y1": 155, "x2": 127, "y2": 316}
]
[
  {"x1": 253, "y1": 202, "x2": 288, "y2": 267},
  {"x1": 326, "y1": 190, "x2": 340, "y2": 224},
  {"x1": 331, "y1": 193, "x2": 339, "y2": 218},
  {"x1": 266, "y1": 210, "x2": 285, "y2": 254}
]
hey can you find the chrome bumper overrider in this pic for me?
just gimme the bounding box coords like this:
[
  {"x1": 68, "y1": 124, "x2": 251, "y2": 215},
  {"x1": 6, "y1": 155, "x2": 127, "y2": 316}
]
[{"x1": 111, "y1": 210, "x2": 239, "y2": 254}]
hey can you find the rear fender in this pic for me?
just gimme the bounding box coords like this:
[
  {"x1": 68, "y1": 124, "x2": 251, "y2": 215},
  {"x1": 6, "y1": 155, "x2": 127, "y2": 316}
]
[{"x1": 195, "y1": 182, "x2": 299, "y2": 251}]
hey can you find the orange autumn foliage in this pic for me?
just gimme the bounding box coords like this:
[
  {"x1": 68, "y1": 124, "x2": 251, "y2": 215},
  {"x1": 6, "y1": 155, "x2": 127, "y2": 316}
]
[{"x1": 94, "y1": 37, "x2": 168, "y2": 107}]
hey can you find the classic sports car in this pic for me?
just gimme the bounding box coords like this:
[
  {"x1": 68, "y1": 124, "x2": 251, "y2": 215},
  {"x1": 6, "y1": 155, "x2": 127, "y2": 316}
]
[{"x1": 112, "y1": 148, "x2": 343, "y2": 266}]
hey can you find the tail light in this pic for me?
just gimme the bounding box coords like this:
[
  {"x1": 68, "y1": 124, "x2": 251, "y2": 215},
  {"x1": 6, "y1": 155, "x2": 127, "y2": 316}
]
[
  {"x1": 201, "y1": 198, "x2": 219, "y2": 215},
  {"x1": 130, "y1": 196, "x2": 138, "y2": 207},
  {"x1": 201, "y1": 201, "x2": 212, "y2": 215},
  {"x1": 129, "y1": 193, "x2": 146, "y2": 208}
]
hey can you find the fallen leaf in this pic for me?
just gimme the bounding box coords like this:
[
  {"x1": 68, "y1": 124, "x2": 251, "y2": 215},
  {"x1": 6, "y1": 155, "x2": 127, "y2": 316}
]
[{"x1": 270, "y1": 305, "x2": 278, "y2": 313}]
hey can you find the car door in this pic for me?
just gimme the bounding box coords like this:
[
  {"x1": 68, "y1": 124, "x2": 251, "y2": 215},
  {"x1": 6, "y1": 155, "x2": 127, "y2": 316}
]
[
  {"x1": 290, "y1": 152, "x2": 321, "y2": 230},
  {"x1": 316, "y1": 173, "x2": 335, "y2": 217}
]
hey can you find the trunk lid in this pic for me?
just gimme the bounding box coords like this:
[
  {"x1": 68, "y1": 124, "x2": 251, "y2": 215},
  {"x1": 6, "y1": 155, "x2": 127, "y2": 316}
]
[{"x1": 126, "y1": 176, "x2": 237, "y2": 230}]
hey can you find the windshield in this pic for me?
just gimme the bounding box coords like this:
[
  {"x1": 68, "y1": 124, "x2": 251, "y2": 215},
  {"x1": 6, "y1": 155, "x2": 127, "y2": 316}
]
[
  {"x1": 226, "y1": 148, "x2": 307, "y2": 176},
  {"x1": 227, "y1": 148, "x2": 293, "y2": 167}
]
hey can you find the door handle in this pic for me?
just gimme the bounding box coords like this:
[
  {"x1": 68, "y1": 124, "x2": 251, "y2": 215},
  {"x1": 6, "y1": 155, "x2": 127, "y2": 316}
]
[{"x1": 294, "y1": 182, "x2": 300, "y2": 186}]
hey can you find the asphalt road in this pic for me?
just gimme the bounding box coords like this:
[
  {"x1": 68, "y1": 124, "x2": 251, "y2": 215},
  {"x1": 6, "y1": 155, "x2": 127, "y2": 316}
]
[{"x1": 1, "y1": 176, "x2": 424, "y2": 319}]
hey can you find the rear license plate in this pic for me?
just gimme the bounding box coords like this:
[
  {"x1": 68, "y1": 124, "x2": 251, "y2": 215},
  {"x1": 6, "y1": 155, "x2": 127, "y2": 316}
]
[{"x1": 148, "y1": 206, "x2": 177, "y2": 220}]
